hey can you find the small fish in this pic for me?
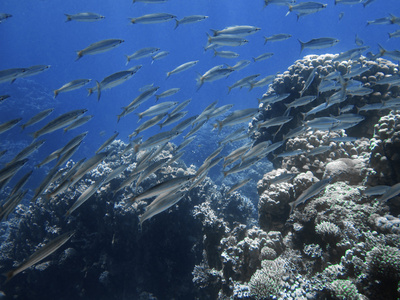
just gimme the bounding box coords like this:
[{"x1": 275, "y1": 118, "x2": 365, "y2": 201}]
[
  {"x1": 253, "y1": 52, "x2": 274, "y2": 62},
  {"x1": 227, "y1": 60, "x2": 251, "y2": 71},
  {"x1": 126, "y1": 176, "x2": 193, "y2": 204},
  {"x1": 66, "y1": 179, "x2": 105, "y2": 216},
  {"x1": 170, "y1": 99, "x2": 191, "y2": 116},
  {"x1": 286, "y1": 2, "x2": 327, "y2": 17},
  {"x1": 12, "y1": 65, "x2": 50, "y2": 82},
  {"x1": 289, "y1": 177, "x2": 332, "y2": 214},
  {"x1": 207, "y1": 34, "x2": 248, "y2": 47},
  {"x1": 0, "y1": 118, "x2": 22, "y2": 134},
  {"x1": 298, "y1": 37, "x2": 339, "y2": 53},
  {"x1": 0, "y1": 94, "x2": 10, "y2": 103},
  {"x1": 69, "y1": 152, "x2": 110, "y2": 186},
  {"x1": 213, "y1": 108, "x2": 259, "y2": 131},
  {"x1": 76, "y1": 39, "x2": 124, "y2": 60},
  {"x1": 264, "y1": 0, "x2": 296, "y2": 7},
  {"x1": 126, "y1": 47, "x2": 160, "y2": 64},
  {"x1": 0, "y1": 68, "x2": 26, "y2": 84},
  {"x1": 130, "y1": 13, "x2": 176, "y2": 24},
  {"x1": 54, "y1": 79, "x2": 91, "y2": 98},
  {"x1": 355, "y1": 34, "x2": 364, "y2": 46},
  {"x1": 175, "y1": 15, "x2": 208, "y2": 29},
  {"x1": 65, "y1": 12, "x2": 104, "y2": 22},
  {"x1": 136, "y1": 101, "x2": 178, "y2": 121},
  {"x1": 63, "y1": 115, "x2": 93, "y2": 133},
  {"x1": 7, "y1": 140, "x2": 46, "y2": 166},
  {"x1": 257, "y1": 116, "x2": 293, "y2": 129},
  {"x1": 338, "y1": 12, "x2": 344, "y2": 20},
  {"x1": 155, "y1": 88, "x2": 180, "y2": 101},
  {"x1": 223, "y1": 156, "x2": 261, "y2": 177},
  {"x1": 5, "y1": 231, "x2": 75, "y2": 282},
  {"x1": 166, "y1": 60, "x2": 198, "y2": 78},
  {"x1": 196, "y1": 68, "x2": 234, "y2": 90},
  {"x1": 304, "y1": 116, "x2": 340, "y2": 130},
  {"x1": 210, "y1": 25, "x2": 260, "y2": 37},
  {"x1": 363, "y1": 0, "x2": 377, "y2": 7},
  {"x1": 0, "y1": 13, "x2": 12, "y2": 23},
  {"x1": 250, "y1": 74, "x2": 275, "y2": 90},
  {"x1": 58, "y1": 132, "x2": 88, "y2": 158},
  {"x1": 264, "y1": 34, "x2": 292, "y2": 44},
  {"x1": 228, "y1": 74, "x2": 260, "y2": 93},
  {"x1": 388, "y1": 29, "x2": 400, "y2": 39},
  {"x1": 300, "y1": 71, "x2": 316, "y2": 97},
  {"x1": 152, "y1": 51, "x2": 170, "y2": 62},
  {"x1": 96, "y1": 132, "x2": 119, "y2": 154},
  {"x1": 362, "y1": 185, "x2": 391, "y2": 196},
  {"x1": 213, "y1": 50, "x2": 240, "y2": 59},
  {"x1": 275, "y1": 149, "x2": 305, "y2": 158},
  {"x1": 335, "y1": 0, "x2": 363, "y2": 4},
  {"x1": 226, "y1": 178, "x2": 252, "y2": 195},
  {"x1": 259, "y1": 93, "x2": 290, "y2": 105},
  {"x1": 367, "y1": 16, "x2": 392, "y2": 26},
  {"x1": 306, "y1": 145, "x2": 331, "y2": 156},
  {"x1": 285, "y1": 95, "x2": 317, "y2": 109},
  {"x1": 378, "y1": 183, "x2": 400, "y2": 203},
  {"x1": 30, "y1": 109, "x2": 87, "y2": 139},
  {"x1": 266, "y1": 173, "x2": 296, "y2": 188},
  {"x1": 0, "y1": 159, "x2": 28, "y2": 183},
  {"x1": 129, "y1": 113, "x2": 167, "y2": 138}
]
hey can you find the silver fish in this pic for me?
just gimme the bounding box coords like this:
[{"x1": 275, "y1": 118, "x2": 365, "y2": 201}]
[
  {"x1": 155, "y1": 88, "x2": 180, "y2": 101},
  {"x1": 76, "y1": 39, "x2": 124, "y2": 60},
  {"x1": 30, "y1": 109, "x2": 87, "y2": 139},
  {"x1": 378, "y1": 183, "x2": 400, "y2": 203},
  {"x1": 298, "y1": 37, "x2": 339, "y2": 53},
  {"x1": 129, "y1": 113, "x2": 167, "y2": 138},
  {"x1": 287, "y1": 2, "x2": 327, "y2": 17},
  {"x1": 362, "y1": 185, "x2": 391, "y2": 196},
  {"x1": 54, "y1": 79, "x2": 91, "y2": 98},
  {"x1": 136, "y1": 101, "x2": 178, "y2": 121},
  {"x1": 20, "y1": 108, "x2": 54, "y2": 131},
  {"x1": 63, "y1": 115, "x2": 93, "y2": 133},
  {"x1": 175, "y1": 15, "x2": 208, "y2": 29},
  {"x1": 210, "y1": 25, "x2": 260, "y2": 37},
  {"x1": 7, "y1": 140, "x2": 45, "y2": 166},
  {"x1": 289, "y1": 177, "x2": 332, "y2": 214},
  {"x1": 214, "y1": 50, "x2": 240, "y2": 58},
  {"x1": 126, "y1": 47, "x2": 160, "y2": 64},
  {"x1": 0, "y1": 118, "x2": 22, "y2": 134},
  {"x1": 213, "y1": 108, "x2": 259, "y2": 131},
  {"x1": 264, "y1": 34, "x2": 292, "y2": 44},
  {"x1": 130, "y1": 13, "x2": 176, "y2": 24},
  {"x1": 166, "y1": 60, "x2": 198, "y2": 78},
  {"x1": 226, "y1": 178, "x2": 252, "y2": 195},
  {"x1": 253, "y1": 53, "x2": 274, "y2": 62},
  {"x1": 5, "y1": 231, "x2": 74, "y2": 282},
  {"x1": 96, "y1": 132, "x2": 119, "y2": 154},
  {"x1": 152, "y1": 51, "x2": 170, "y2": 62},
  {"x1": 65, "y1": 12, "x2": 104, "y2": 22},
  {"x1": 0, "y1": 159, "x2": 28, "y2": 183}
]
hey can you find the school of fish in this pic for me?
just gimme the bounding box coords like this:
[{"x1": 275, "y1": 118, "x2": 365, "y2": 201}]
[{"x1": 1, "y1": 0, "x2": 400, "y2": 281}]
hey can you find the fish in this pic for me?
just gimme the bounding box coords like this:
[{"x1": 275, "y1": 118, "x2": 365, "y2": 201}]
[
  {"x1": 362, "y1": 185, "x2": 391, "y2": 196},
  {"x1": 0, "y1": 159, "x2": 29, "y2": 183},
  {"x1": 388, "y1": 29, "x2": 400, "y2": 39},
  {"x1": 20, "y1": 108, "x2": 54, "y2": 131},
  {"x1": 210, "y1": 25, "x2": 261, "y2": 37},
  {"x1": 88, "y1": 67, "x2": 141, "y2": 101},
  {"x1": 0, "y1": 13, "x2": 12, "y2": 23},
  {"x1": 249, "y1": 74, "x2": 275, "y2": 90},
  {"x1": 275, "y1": 149, "x2": 305, "y2": 158},
  {"x1": 285, "y1": 95, "x2": 317, "y2": 110},
  {"x1": 5, "y1": 231, "x2": 75, "y2": 282},
  {"x1": 30, "y1": 109, "x2": 87, "y2": 139},
  {"x1": 170, "y1": 99, "x2": 191, "y2": 116},
  {"x1": 213, "y1": 50, "x2": 240, "y2": 59},
  {"x1": 126, "y1": 176, "x2": 193, "y2": 205},
  {"x1": 122, "y1": 86, "x2": 160, "y2": 115},
  {"x1": 355, "y1": 34, "x2": 364, "y2": 46},
  {"x1": 259, "y1": 93, "x2": 290, "y2": 105},
  {"x1": 4, "y1": 170, "x2": 32, "y2": 201},
  {"x1": 63, "y1": 115, "x2": 93, "y2": 133},
  {"x1": 69, "y1": 152, "x2": 110, "y2": 187},
  {"x1": 166, "y1": 60, "x2": 198, "y2": 78},
  {"x1": 1, "y1": 190, "x2": 27, "y2": 221},
  {"x1": 367, "y1": 16, "x2": 392, "y2": 26},
  {"x1": 213, "y1": 108, "x2": 259, "y2": 132},
  {"x1": 226, "y1": 178, "x2": 252, "y2": 195},
  {"x1": 378, "y1": 183, "x2": 400, "y2": 203},
  {"x1": 207, "y1": 34, "x2": 248, "y2": 47},
  {"x1": 374, "y1": 74, "x2": 400, "y2": 87},
  {"x1": 65, "y1": 12, "x2": 105, "y2": 22},
  {"x1": 134, "y1": 130, "x2": 180, "y2": 153},
  {"x1": 363, "y1": 0, "x2": 378, "y2": 7},
  {"x1": 196, "y1": 68, "x2": 234, "y2": 90},
  {"x1": 304, "y1": 116, "x2": 341, "y2": 130},
  {"x1": 257, "y1": 116, "x2": 293, "y2": 129},
  {"x1": 95, "y1": 132, "x2": 119, "y2": 154},
  {"x1": 227, "y1": 60, "x2": 251, "y2": 71},
  {"x1": 159, "y1": 111, "x2": 188, "y2": 129},
  {"x1": 306, "y1": 145, "x2": 332, "y2": 156},
  {"x1": 174, "y1": 15, "x2": 208, "y2": 29},
  {"x1": 6, "y1": 140, "x2": 46, "y2": 166},
  {"x1": 265, "y1": 173, "x2": 296, "y2": 188},
  {"x1": 54, "y1": 79, "x2": 91, "y2": 98},
  {"x1": 136, "y1": 158, "x2": 170, "y2": 187},
  {"x1": 0, "y1": 95, "x2": 10, "y2": 103},
  {"x1": 241, "y1": 141, "x2": 271, "y2": 161},
  {"x1": 0, "y1": 68, "x2": 27, "y2": 84},
  {"x1": 76, "y1": 39, "x2": 124, "y2": 60},
  {"x1": 130, "y1": 13, "x2": 176, "y2": 24},
  {"x1": 263, "y1": 34, "x2": 292, "y2": 44},
  {"x1": 335, "y1": 0, "x2": 363, "y2": 4},
  {"x1": 264, "y1": 0, "x2": 296, "y2": 7},
  {"x1": 228, "y1": 74, "x2": 260, "y2": 94},
  {"x1": 286, "y1": 2, "x2": 327, "y2": 17},
  {"x1": 152, "y1": 51, "x2": 170, "y2": 62},
  {"x1": 125, "y1": 47, "x2": 160, "y2": 64},
  {"x1": 12, "y1": 65, "x2": 50, "y2": 82},
  {"x1": 139, "y1": 189, "x2": 187, "y2": 226},
  {"x1": 253, "y1": 53, "x2": 274, "y2": 62},
  {"x1": 298, "y1": 38, "x2": 340, "y2": 53},
  {"x1": 136, "y1": 101, "x2": 178, "y2": 121},
  {"x1": 129, "y1": 113, "x2": 167, "y2": 138},
  {"x1": 223, "y1": 156, "x2": 261, "y2": 177},
  {"x1": 300, "y1": 71, "x2": 316, "y2": 97},
  {"x1": 289, "y1": 177, "x2": 332, "y2": 214},
  {"x1": 155, "y1": 88, "x2": 180, "y2": 101},
  {"x1": 0, "y1": 118, "x2": 22, "y2": 134},
  {"x1": 57, "y1": 132, "x2": 89, "y2": 158}
]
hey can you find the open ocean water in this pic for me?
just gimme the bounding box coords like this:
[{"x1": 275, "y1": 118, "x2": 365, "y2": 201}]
[{"x1": 0, "y1": 0, "x2": 400, "y2": 299}]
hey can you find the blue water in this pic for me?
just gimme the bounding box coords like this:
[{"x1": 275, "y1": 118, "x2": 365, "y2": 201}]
[{"x1": 0, "y1": 0, "x2": 399, "y2": 194}]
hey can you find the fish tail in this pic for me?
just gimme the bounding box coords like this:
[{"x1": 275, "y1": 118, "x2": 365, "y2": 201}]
[
  {"x1": 288, "y1": 201, "x2": 295, "y2": 215},
  {"x1": 166, "y1": 72, "x2": 171, "y2": 79},
  {"x1": 95, "y1": 81, "x2": 101, "y2": 101},
  {"x1": 20, "y1": 124, "x2": 26, "y2": 131},
  {"x1": 300, "y1": 112, "x2": 306, "y2": 120},
  {"x1": 210, "y1": 29, "x2": 218, "y2": 36},
  {"x1": 125, "y1": 55, "x2": 130, "y2": 66},
  {"x1": 75, "y1": 51, "x2": 83, "y2": 61},
  {"x1": 298, "y1": 39, "x2": 305, "y2": 54},
  {"x1": 134, "y1": 144, "x2": 140, "y2": 153},
  {"x1": 223, "y1": 171, "x2": 228, "y2": 178},
  {"x1": 334, "y1": 0, "x2": 337, "y2": 4},
  {"x1": 378, "y1": 44, "x2": 386, "y2": 57},
  {"x1": 285, "y1": 6, "x2": 292, "y2": 16},
  {"x1": 64, "y1": 14, "x2": 72, "y2": 22},
  {"x1": 263, "y1": 37, "x2": 268, "y2": 45},
  {"x1": 206, "y1": 32, "x2": 212, "y2": 45},
  {"x1": 54, "y1": 89, "x2": 59, "y2": 98},
  {"x1": 174, "y1": 19, "x2": 179, "y2": 30},
  {"x1": 213, "y1": 49, "x2": 217, "y2": 57},
  {"x1": 4, "y1": 270, "x2": 15, "y2": 283}
]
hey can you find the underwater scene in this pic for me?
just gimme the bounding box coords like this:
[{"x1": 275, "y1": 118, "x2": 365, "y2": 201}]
[{"x1": 1, "y1": 0, "x2": 400, "y2": 299}]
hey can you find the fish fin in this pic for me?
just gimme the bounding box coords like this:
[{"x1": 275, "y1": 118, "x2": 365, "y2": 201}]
[
  {"x1": 166, "y1": 72, "x2": 171, "y2": 79},
  {"x1": 288, "y1": 201, "x2": 295, "y2": 215},
  {"x1": 298, "y1": 39, "x2": 305, "y2": 54},
  {"x1": 210, "y1": 29, "x2": 218, "y2": 36},
  {"x1": 10, "y1": 78, "x2": 16, "y2": 84},
  {"x1": 263, "y1": 36, "x2": 268, "y2": 45},
  {"x1": 213, "y1": 49, "x2": 217, "y2": 57},
  {"x1": 4, "y1": 269, "x2": 15, "y2": 283},
  {"x1": 64, "y1": 14, "x2": 72, "y2": 22},
  {"x1": 95, "y1": 81, "x2": 101, "y2": 101},
  {"x1": 125, "y1": 55, "x2": 130, "y2": 66},
  {"x1": 54, "y1": 89, "x2": 59, "y2": 98},
  {"x1": 377, "y1": 44, "x2": 386, "y2": 57},
  {"x1": 206, "y1": 32, "x2": 212, "y2": 45},
  {"x1": 75, "y1": 51, "x2": 83, "y2": 61}
]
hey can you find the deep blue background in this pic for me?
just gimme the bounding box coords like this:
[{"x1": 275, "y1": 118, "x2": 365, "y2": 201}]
[{"x1": 0, "y1": 0, "x2": 399, "y2": 192}]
